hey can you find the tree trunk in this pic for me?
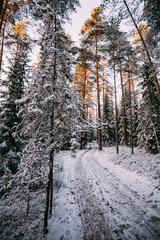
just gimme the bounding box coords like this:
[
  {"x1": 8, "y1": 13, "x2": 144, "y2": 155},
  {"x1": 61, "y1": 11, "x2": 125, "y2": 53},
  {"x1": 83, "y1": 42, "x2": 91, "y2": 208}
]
[
  {"x1": 123, "y1": 0, "x2": 160, "y2": 97},
  {"x1": 82, "y1": 64, "x2": 86, "y2": 119},
  {"x1": 44, "y1": 171, "x2": 51, "y2": 233},
  {"x1": 113, "y1": 58, "x2": 119, "y2": 154},
  {"x1": 44, "y1": 14, "x2": 57, "y2": 232},
  {"x1": 128, "y1": 71, "x2": 134, "y2": 154},
  {"x1": 80, "y1": 134, "x2": 83, "y2": 150},
  {"x1": 0, "y1": 19, "x2": 6, "y2": 71},
  {"x1": 103, "y1": 81, "x2": 105, "y2": 108},
  {"x1": 0, "y1": 0, "x2": 4, "y2": 17},
  {"x1": 119, "y1": 60, "x2": 126, "y2": 145},
  {"x1": 49, "y1": 149, "x2": 54, "y2": 216},
  {"x1": 95, "y1": 35, "x2": 102, "y2": 150},
  {"x1": 102, "y1": 68, "x2": 105, "y2": 108},
  {"x1": 0, "y1": 0, "x2": 8, "y2": 33},
  {"x1": 44, "y1": 87, "x2": 55, "y2": 234},
  {"x1": 80, "y1": 64, "x2": 87, "y2": 149},
  {"x1": 49, "y1": 109, "x2": 54, "y2": 215}
]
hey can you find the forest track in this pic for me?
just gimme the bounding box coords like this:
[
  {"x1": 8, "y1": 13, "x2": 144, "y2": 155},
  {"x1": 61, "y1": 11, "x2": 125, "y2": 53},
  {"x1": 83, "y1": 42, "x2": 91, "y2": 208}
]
[
  {"x1": 75, "y1": 150, "x2": 112, "y2": 240},
  {"x1": 75, "y1": 149, "x2": 160, "y2": 240}
]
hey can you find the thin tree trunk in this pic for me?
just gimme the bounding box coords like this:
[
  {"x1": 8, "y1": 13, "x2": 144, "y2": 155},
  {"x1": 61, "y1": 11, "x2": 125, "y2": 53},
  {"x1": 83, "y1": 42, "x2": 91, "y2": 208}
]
[
  {"x1": 123, "y1": 0, "x2": 160, "y2": 97},
  {"x1": 0, "y1": 0, "x2": 8, "y2": 33},
  {"x1": 150, "y1": 119, "x2": 159, "y2": 153},
  {"x1": 80, "y1": 135, "x2": 83, "y2": 150},
  {"x1": 119, "y1": 60, "x2": 126, "y2": 145},
  {"x1": 86, "y1": 104, "x2": 88, "y2": 118},
  {"x1": 82, "y1": 64, "x2": 86, "y2": 119},
  {"x1": 80, "y1": 65, "x2": 87, "y2": 149},
  {"x1": 103, "y1": 81, "x2": 105, "y2": 107},
  {"x1": 0, "y1": 0, "x2": 4, "y2": 17},
  {"x1": 0, "y1": 19, "x2": 6, "y2": 71},
  {"x1": 49, "y1": 151, "x2": 54, "y2": 216},
  {"x1": 44, "y1": 172, "x2": 51, "y2": 233},
  {"x1": 95, "y1": 35, "x2": 102, "y2": 151},
  {"x1": 44, "y1": 87, "x2": 54, "y2": 234},
  {"x1": 113, "y1": 58, "x2": 119, "y2": 154},
  {"x1": 49, "y1": 111, "x2": 54, "y2": 216},
  {"x1": 26, "y1": 192, "x2": 30, "y2": 215},
  {"x1": 102, "y1": 68, "x2": 105, "y2": 108},
  {"x1": 49, "y1": 13, "x2": 57, "y2": 217},
  {"x1": 44, "y1": 14, "x2": 56, "y2": 232},
  {"x1": 128, "y1": 71, "x2": 134, "y2": 154},
  {"x1": 130, "y1": 73, "x2": 135, "y2": 92}
]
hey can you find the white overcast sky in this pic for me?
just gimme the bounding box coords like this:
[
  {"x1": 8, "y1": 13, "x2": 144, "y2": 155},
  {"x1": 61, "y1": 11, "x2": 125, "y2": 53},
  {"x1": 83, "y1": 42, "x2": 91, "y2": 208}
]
[{"x1": 65, "y1": 0, "x2": 102, "y2": 44}]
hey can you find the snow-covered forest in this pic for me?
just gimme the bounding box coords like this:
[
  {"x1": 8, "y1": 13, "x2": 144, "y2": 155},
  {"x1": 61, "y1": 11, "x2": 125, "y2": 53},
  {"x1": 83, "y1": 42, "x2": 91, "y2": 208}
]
[{"x1": 0, "y1": 0, "x2": 160, "y2": 239}]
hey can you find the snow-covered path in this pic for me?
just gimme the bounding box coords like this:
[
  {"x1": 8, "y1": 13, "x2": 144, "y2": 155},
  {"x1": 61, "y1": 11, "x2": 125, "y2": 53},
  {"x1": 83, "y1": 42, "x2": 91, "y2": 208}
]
[
  {"x1": 46, "y1": 148, "x2": 160, "y2": 240},
  {"x1": 75, "y1": 150, "x2": 112, "y2": 240}
]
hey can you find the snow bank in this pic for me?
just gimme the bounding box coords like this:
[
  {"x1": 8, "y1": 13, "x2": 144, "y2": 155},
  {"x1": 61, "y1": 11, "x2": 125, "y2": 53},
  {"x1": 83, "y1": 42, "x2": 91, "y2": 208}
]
[{"x1": 94, "y1": 146, "x2": 160, "y2": 181}]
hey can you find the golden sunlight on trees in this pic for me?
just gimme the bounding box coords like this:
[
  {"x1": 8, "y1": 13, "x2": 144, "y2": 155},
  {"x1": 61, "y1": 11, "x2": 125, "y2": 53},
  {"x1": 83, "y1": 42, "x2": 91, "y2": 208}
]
[
  {"x1": 133, "y1": 23, "x2": 149, "y2": 42},
  {"x1": 81, "y1": 7, "x2": 104, "y2": 150},
  {"x1": 33, "y1": 55, "x2": 40, "y2": 69},
  {"x1": 0, "y1": 0, "x2": 30, "y2": 71},
  {"x1": 133, "y1": 23, "x2": 149, "y2": 61},
  {"x1": 12, "y1": 21, "x2": 29, "y2": 39},
  {"x1": 73, "y1": 63, "x2": 94, "y2": 118}
]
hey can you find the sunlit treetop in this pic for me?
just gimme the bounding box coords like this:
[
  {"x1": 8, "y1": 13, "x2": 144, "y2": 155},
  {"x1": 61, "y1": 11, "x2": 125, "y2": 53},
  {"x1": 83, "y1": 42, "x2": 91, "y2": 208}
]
[
  {"x1": 81, "y1": 7, "x2": 103, "y2": 35},
  {"x1": 133, "y1": 23, "x2": 149, "y2": 43},
  {"x1": 12, "y1": 21, "x2": 29, "y2": 39}
]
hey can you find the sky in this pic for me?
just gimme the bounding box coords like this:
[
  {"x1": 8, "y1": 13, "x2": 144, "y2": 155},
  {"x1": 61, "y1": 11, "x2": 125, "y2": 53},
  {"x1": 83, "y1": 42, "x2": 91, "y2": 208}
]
[{"x1": 65, "y1": 0, "x2": 102, "y2": 44}]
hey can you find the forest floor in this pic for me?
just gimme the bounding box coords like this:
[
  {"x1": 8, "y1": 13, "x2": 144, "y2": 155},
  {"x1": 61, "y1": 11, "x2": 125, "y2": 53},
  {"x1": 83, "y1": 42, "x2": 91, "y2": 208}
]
[{"x1": 46, "y1": 144, "x2": 160, "y2": 240}]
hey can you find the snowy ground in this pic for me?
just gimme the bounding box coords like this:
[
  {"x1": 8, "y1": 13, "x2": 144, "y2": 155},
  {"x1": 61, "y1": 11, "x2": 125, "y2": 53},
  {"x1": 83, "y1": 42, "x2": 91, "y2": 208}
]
[{"x1": 46, "y1": 145, "x2": 160, "y2": 240}]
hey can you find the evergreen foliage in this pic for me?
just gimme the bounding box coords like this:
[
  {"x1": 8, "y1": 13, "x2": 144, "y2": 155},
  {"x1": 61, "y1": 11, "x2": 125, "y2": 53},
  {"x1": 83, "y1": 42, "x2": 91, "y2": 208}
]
[
  {"x1": 81, "y1": 7, "x2": 105, "y2": 150},
  {"x1": 143, "y1": 0, "x2": 160, "y2": 38},
  {"x1": 19, "y1": 3, "x2": 80, "y2": 177},
  {"x1": 102, "y1": 93, "x2": 114, "y2": 146},
  {"x1": 118, "y1": 89, "x2": 129, "y2": 146},
  {"x1": 72, "y1": 44, "x2": 95, "y2": 149},
  {"x1": 0, "y1": 37, "x2": 30, "y2": 179},
  {"x1": 137, "y1": 63, "x2": 160, "y2": 154},
  {"x1": 119, "y1": 87, "x2": 138, "y2": 147},
  {"x1": 16, "y1": 0, "x2": 81, "y2": 232}
]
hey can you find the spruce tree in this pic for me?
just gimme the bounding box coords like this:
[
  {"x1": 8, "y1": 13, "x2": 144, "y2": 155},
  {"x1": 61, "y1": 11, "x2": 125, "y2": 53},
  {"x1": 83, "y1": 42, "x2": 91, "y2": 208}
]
[
  {"x1": 16, "y1": 0, "x2": 80, "y2": 232},
  {"x1": 137, "y1": 62, "x2": 160, "y2": 154},
  {"x1": 102, "y1": 92, "x2": 114, "y2": 146},
  {"x1": 0, "y1": 24, "x2": 30, "y2": 179},
  {"x1": 143, "y1": 0, "x2": 160, "y2": 38}
]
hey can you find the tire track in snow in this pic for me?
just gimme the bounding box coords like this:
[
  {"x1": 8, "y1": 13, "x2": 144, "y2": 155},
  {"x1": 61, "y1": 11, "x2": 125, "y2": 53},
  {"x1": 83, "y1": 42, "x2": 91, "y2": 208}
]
[
  {"x1": 82, "y1": 149, "x2": 160, "y2": 240},
  {"x1": 75, "y1": 150, "x2": 113, "y2": 240}
]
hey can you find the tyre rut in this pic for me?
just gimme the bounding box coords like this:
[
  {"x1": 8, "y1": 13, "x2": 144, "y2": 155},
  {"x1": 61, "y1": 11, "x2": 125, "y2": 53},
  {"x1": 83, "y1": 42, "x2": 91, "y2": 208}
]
[
  {"x1": 75, "y1": 149, "x2": 160, "y2": 240},
  {"x1": 75, "y1": 150, "x2": 113, "y2": 240}
]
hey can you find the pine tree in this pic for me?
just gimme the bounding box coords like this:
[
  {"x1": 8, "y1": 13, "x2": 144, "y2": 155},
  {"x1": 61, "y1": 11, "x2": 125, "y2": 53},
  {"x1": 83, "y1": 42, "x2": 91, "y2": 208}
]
[
  {"x1": 73, "y1": 45, "x2": 94, "y2": 149},
  {"x1": 102, "y1": 18, "x2": 121, "y2": 153},
  {"x1": 81, "y1": 7, "x2": 105, "y2": 151},
  {"x1": 102, "y1": 92, "x2": 114, "y2": 146},
  {"x1": 0, "y1": 1, "x2": 29, "y2": 71},
  {"x1": 102, "y1": 0, "x2": 160, "y2": 97},
  {"x1": 118, "y1": 88, "x2": 129, "y2": 146},
  {"x1": 132, "y1": 90, "x2": 138, "y2": 147},
  {"x1": 143, "y1": 0, "x2": 160, "y2": 38},
  {"x1": 137, "y1": 62, "x2": 160, "y2": 154},
  {"x1": 15, "y1": 0, "x2": 80, "y2": 232},
  {"x1": 0, "y1": 22, "x2": 30, "y2": 179}
]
